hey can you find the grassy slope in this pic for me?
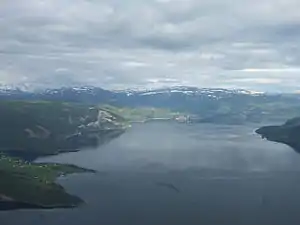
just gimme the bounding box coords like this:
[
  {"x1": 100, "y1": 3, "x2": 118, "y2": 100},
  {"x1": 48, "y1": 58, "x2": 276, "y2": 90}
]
[
  {"x1": 0, "y1": 155, "x2": 94, "y2": 208},
  {"x1": 102, "y1": 104, "x2": 181, "y2": 122}
]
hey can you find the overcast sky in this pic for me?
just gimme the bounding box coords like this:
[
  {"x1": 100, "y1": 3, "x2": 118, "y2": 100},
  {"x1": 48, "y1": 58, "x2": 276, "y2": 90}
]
[{"x1": 1, "y1": 0, "x2": 300, "y2": 92}]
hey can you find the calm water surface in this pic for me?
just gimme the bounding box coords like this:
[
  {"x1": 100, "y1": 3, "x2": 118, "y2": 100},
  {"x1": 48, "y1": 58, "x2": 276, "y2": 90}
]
[{"x1": 2, "y1": 123, "x2": 300, "y2": 225}]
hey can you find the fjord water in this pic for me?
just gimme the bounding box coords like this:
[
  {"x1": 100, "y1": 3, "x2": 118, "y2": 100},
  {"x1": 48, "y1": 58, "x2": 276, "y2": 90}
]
[{"x1": 2, "y1": 123, "x2": 300, "y2": 225}]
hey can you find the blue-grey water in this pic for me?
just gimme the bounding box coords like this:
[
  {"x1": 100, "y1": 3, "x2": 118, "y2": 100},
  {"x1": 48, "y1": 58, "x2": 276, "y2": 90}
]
[{"x1": 2, "y1": 123, "x2": 300, "y2": 225}]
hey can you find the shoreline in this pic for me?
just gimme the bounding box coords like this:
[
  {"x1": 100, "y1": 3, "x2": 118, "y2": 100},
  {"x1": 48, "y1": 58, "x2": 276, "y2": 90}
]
[{"x1": 0, "y1": 154, "x2": 96, "y2": 211}]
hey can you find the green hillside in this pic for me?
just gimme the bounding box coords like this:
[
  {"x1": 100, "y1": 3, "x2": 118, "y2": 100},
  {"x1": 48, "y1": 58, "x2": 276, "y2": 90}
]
[
  {"x1": 101, "y1": 104, "x2": 181, "y2": 122},
  {"x1": 0, "y1": 101, "x2": 127, "y2": 158},
  {"x1": 0, "y1": 101, "x2": 127, "y2": 210},
  {"x1": 0, "y1": 154, "x2": 94, "y2": 210}
]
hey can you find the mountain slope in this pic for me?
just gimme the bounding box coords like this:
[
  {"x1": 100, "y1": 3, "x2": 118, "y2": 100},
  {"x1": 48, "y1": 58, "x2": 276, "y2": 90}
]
[{"x1": 0, "y1": 101, "x2": 127, "y2": 159}]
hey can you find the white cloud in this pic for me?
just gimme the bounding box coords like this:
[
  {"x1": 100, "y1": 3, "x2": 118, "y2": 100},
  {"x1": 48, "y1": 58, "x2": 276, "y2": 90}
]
[
  {"x1": 121, "y1": 61, "x2": 150, "y2": 68},
  {"x1": 241, "y1": 68, "x2": 300, "y2": 73},
  {"x1": 226, "y1": 78, "x2": 282, "y2": 84},
  {"x1": 0, "y1": 0, "x2": 300, "y2": 92}
]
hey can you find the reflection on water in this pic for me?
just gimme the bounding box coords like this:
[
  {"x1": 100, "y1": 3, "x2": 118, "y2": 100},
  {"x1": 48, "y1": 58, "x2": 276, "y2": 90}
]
[{"x1": 2, "y1": 123, "x2": 300, "y2": 225}]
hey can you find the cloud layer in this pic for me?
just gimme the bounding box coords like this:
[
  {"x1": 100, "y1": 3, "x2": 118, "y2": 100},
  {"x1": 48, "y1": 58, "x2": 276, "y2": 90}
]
[{"x1": 1, "y1": 0, "x2": 300, "y2": 91}]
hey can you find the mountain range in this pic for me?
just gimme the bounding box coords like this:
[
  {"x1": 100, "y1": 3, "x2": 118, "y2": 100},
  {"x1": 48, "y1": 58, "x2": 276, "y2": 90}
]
[{"x1": 1, "y1": 86, "x2": 300, "y2": 124}]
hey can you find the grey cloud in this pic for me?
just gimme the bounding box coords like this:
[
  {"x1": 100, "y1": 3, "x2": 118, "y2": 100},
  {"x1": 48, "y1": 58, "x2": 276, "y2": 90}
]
[{"x1": 1, "y1": 0, "x2": 300, "y2": 91}]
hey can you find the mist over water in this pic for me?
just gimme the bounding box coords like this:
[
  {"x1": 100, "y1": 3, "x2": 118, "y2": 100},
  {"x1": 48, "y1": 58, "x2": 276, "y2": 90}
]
[{"x1": 2, "y1": 123, "x2": 300, "y2": 225}]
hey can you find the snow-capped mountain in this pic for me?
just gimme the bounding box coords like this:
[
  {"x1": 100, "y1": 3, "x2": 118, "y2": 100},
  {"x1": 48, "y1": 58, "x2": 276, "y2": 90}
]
[
  {"x1": 0, "y1": 83, "x2": 36, "y2": 93},
  {"x1": 0, "y1": 85, "x2": 299, "y2": 124},
  {"x1": 0, "y1": 85, "x2": 299, "y2": 123},
  {"x1": 0, "y1": 85, "x2": 270, "y2": 103},
  {"x1": 125, "y1": 86, "x2": 263, "y2": 98},
  {"x1": 0, "y1": 84, "x2": 264, "y2": 97},
  {"x1": 0, "y1": 85, "x2": 290, "y2": 110},
  {"x1": 115, "y1": 86, "x2": 269, "y2": 112}
]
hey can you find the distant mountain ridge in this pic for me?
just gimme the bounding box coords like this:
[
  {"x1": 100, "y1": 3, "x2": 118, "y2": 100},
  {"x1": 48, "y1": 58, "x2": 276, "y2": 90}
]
[
  {"x1": 0, "y1": 85, "x2": 265, "y2": 101},
  {"x1": 0, "y1": 85, "x2": 263, "y2": 95},
  {"x1": 1, "y1": 85, "x2": 300, "y2": 124},
  {"x1": 123, "y1": 86, "x2": 264, "y2": 96},
  {"x1": 0, "y1": 85, "x2": 266, "y2": 109}
]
